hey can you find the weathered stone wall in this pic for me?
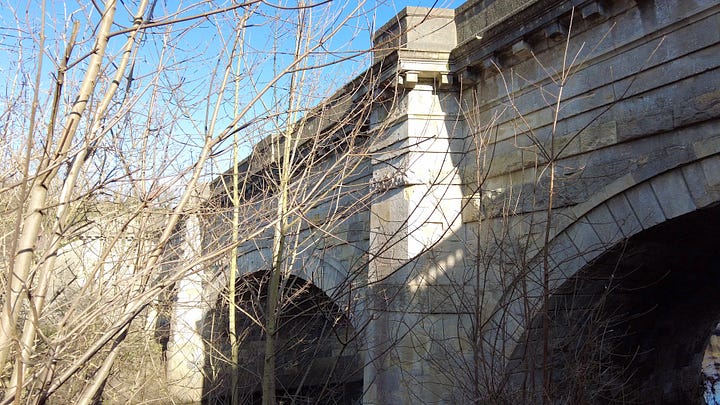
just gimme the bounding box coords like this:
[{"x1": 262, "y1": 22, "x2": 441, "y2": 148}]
[
  {"x1": 452, "y1": 0, "x2": 720, "y2": 401},
  {"x1": 167, "y1": 0, "x2": 720, "y2": 403},
  {"x1": 459, "y1": 0, "x2": 720, "y2": 343}
]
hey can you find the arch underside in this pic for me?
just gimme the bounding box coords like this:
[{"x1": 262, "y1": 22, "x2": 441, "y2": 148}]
[
  {"x1": 201, "y1": 272, "x2": 364, "y2": 404},
  {"x1": 506, "y1": 196, "x2": 720, "y2": 402}
]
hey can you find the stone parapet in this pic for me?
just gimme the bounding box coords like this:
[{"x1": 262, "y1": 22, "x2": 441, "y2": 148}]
[{"x1": 373, "y1": 7, "x2": 456, "y2": 59}]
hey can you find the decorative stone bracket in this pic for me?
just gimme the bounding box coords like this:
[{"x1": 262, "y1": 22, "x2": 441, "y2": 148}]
[
  {"x1": 398, "y1": 70, "x2": 453, "y2": 89},
  {"x1": 372, "y1": 7, "x2": 457, "y2": 90}
]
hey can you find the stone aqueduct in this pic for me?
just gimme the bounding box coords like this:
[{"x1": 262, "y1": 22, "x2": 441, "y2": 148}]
[{"x1": 164, "y1": 0, "x2": 720, "y2": 403}]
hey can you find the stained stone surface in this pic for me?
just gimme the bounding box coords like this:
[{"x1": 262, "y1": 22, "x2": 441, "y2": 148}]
[{"x1": 166, "y1": 0, "x2": 720, "y2": 403}]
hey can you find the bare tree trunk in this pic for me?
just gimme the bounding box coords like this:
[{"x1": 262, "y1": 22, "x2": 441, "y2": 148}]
[
  {"x1": 541, "y1": 160, "x2": 555, "y2": 405},
  {"x1": 229, "y1": 95, "x2": 241, "y2": 405},
  {"x1": 0, "y1": 0, "x2": 118, "y2": 372},
  {"x1": 0, "y1": 0, "x2": 376, "y2": 402},
  {"x1": 230, "y1": 15, "x2": 252, "y2": 402},
  {"x1": 5, "y1": 1, "x2": 151, "y2": 397},
  {"x1": 262, "y1": 5, "x2": 308, "y2": 404},
  {"x1": 75, "y1": 325, "x2": 128, "y2": 405}
]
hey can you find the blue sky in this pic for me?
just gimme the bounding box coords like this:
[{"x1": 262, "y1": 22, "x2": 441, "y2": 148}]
[
  {"x1": 0, "y1": 0, "x2": 460, "y2": 91},
  {"x1": 0, "y1": 0, "x2": 459, "y2": 182}
]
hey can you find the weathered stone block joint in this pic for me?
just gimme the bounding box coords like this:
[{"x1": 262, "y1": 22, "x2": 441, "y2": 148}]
[{"x1": 167, "y1": 0, "x2": 720, "y2": 403}]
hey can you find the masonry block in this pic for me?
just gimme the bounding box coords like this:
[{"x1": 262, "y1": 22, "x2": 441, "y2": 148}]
[
  {"x1": 624, "y1": 182, "x2": 666, "y2": 230},
  {"x1": 585, "y1": 203, "x2": 625, "y2": 246},
  {"x1": 564, "y1": 218, "x2": 604, "y2": 262},
  {"x1": 700, "y1": 155, "x2": 720, "y2": 190},
  {"x1": 683, "y1": 159, "x2": 719, "y2": 209},
  {"x1": 650, "y1": 171, "x2": 696, "y2": 219}
]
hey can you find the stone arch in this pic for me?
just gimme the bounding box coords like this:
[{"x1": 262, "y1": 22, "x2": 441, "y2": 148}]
[
  {"x1": 166, "y1": 247, "x2": 366, "y2": 403},
  {"x1": 233, "y1": 246, "x2": 364, "y2": 330},
  {"x1": 293, "y1": 255, "x2": 365, "y2": 330},
  {"x1": 541, "y1": 151, "x2": 720, "y2": 292},
  {"x1": 200, "y1": 270, "x2": 364, "y2": 404},
  {"x1": 298, "y1": 255, "x2": 346, "y2": 294},
  {"x1": 487, "y1": 153, "x2": 720, "y2": 402}
]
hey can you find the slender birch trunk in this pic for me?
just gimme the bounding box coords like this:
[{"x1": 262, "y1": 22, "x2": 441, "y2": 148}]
[
  {"x1": 230, "y1": 14, "x2": 251, "y2": 403},
  {"x1": 0, "y1": 0, "x2": 118, "y2": 373},
  {"x1": 262, "y1": 5, "x2": 307, "y2": 403}
]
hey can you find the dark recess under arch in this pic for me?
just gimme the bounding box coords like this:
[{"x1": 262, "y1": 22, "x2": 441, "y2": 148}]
[
  {"x1": 201, "y1": 272, "x2": 363, "y2": 404},
  {"x1": 509, "y1": 204, "x2": 720, "y2": 404}
]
